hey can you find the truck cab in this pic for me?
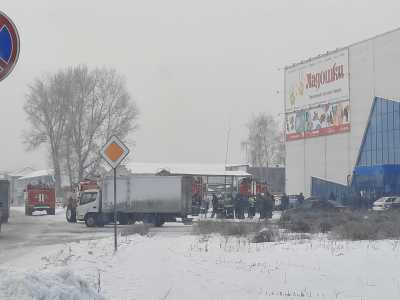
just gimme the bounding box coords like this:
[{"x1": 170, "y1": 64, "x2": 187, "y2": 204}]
[
  {"x1": 76, "y1": 189, "x2": 101, "y2": 226},
  {"x1": 66, "y1": 179, "x2": 101, "y2": 225}
]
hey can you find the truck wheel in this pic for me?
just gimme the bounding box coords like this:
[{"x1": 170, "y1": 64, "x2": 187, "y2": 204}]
[
  {"x1": 85, "y1": 214, "x2": 97, "y2": 227},
  {"x1": 142, "y1": 215, "x2": 164, "y2": 227},
  {"x1": 182, "y1": 217, "x2": 193, "y2": 225},
  {"x1": 128, "y1": 216, "x2": 136, "y2": 225},
  {"x1": 118, "y1": 213, "x2": 129, "y2": 225},
  {"x1": 143, "y1": 215, "x2": 153, "y2": 225},
  {"x1": 96, "y1": 216, "x2": 105, "y2": 227},
  {"x1": 25, "y1": 207, "x2": 32, "y2": 216},
  {"x1": 155, "y1": 219, "x2": 165, "y2": 227},
  {"x1": 154, "y1": 216, "x2": 165, "y2": 227}
]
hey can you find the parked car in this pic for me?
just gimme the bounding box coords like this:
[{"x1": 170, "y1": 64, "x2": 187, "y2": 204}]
[
  {"x1": 372, "y1": 196, "x2": 400, "y2": 211},
  {"x1": 288, "y1": 195, "x2": 299, "y2": 208},
  {"x1": 290, "y1": 197, "x2": 348, "y2": 212}
]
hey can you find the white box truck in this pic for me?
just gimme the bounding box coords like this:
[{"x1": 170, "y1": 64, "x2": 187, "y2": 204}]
[{"x1": 74, "y1": 175, "x2": 193, "y2": 227}]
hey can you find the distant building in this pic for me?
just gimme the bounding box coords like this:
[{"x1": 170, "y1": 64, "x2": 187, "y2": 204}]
[
  {"x1": 7, "y1": 167, "x2": 36, "y2": 206},
  {"x1": 247, "y1": 167, "x2": 285, "y2": 194},
  {"x1": 284, "y1": 26, "x2": 400, "y2": 202},
  {"x1": 226, "y1": 164, "x2": 285, "y2": 194}
]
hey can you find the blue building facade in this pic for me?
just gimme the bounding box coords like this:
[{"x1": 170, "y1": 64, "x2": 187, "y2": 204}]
[{"x1": 353, "y1": 97, "x2": 400, "y2": 202}]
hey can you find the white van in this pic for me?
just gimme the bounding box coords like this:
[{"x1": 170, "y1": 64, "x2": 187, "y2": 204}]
[{"x1": 372, "y1": 196, "x2": 400, "y2": 211}]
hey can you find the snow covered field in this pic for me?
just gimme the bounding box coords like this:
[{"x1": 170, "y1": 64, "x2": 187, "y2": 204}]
[{"x1": 2, "y1": 229, "x2": 400, "y2": 300}]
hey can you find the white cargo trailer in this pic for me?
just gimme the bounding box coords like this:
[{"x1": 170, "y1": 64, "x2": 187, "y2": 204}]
[{"x1": 75, "y1": 175, "x2": 193, "y2": 227}]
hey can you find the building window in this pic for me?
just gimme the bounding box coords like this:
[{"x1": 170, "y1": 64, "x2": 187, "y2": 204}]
[
  {"x1": 389, "y1": 149, "x2": 395, "y2": 164},
  {"x1": 357, "y1": 98, "x2": 400, "y2": 168},
  {"x1": 377, "y1": 114, "x2": 382, "y2": 132},
  {"x1": 395, "y1": 116, "x2": 400, "y2": 130},
  {"x1": 382, "y1": 100, "x2": 388, "y2": 115},
  {"x1": 388, "y1": 111, "x2": 394, "y2": 130}
]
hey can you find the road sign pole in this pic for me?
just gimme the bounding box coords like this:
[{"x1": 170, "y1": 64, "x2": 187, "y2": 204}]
[
  {"x1": 100, "y1": 135, "x2": 130, "y2": 253},
  {"x1": 114, "y1": 167, "x2": 117, "y2": 252}
]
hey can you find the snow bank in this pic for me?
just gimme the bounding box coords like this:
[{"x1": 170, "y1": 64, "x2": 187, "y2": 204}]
[
  {"x1": 3, "y1": 229, "x2": 400, "y2": 299},
  {"x1": 0, "y1": 269, "x2": 104, "y2": 300}
]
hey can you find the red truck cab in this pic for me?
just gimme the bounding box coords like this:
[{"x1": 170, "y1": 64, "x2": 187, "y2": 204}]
[{"x1": 25, "y1": 184, "x2": 56, "y2": 216}]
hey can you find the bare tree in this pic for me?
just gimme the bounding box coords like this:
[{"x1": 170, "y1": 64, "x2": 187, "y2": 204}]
[
  {"x1": 241, "y1": 113, "x2": 285, "y2": 167},
  {"x1": 65, "y1": 66, "x2": 138, "y2": 182},
  {"x1": 24, "y1": 65, "x2": 139, "y2": 192},
  {"x1": 23, "y1": 72, "x2": 73, "y2": 196}
]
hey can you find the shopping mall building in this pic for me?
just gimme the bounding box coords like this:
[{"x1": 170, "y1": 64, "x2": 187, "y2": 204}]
[{"x1": 285, "y1": 27, "x2": 400, "y2": 201}]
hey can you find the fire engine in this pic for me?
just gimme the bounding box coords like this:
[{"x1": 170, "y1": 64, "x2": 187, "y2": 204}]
[
  {"x1": 25, "y1": 184, "x2": 56, "y2": 216},
  {"x1": 238, "y1": 177, "x2": 268, "y2": 196}
]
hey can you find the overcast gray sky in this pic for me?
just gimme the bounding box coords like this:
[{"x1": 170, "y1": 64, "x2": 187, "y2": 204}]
[{"x1": 1, "y1": 0, "x2": 400, "y2": 171}]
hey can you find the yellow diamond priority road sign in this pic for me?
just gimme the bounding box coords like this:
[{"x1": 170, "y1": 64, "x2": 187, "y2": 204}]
[{"x1": 100, "y1": 135, "x2": 129, "y2": 169}]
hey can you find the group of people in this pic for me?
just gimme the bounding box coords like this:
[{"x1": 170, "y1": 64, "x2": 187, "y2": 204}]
[
  {"x1": 204, "y1": 192, "x2": 275, "y2": 220},
  {"x1": 199, "y1": 191, "x2": 307, "y2": 219},
  {"x1": 279, "y1": 192, "x2": 304, "y2": 210}
]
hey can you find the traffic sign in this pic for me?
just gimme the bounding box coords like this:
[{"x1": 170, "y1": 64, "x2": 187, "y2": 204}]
[
  {"x1": 100, "y1": 135, "x2": 130, "y2": 252},
  {"x1": 0, "y1": 11, "x2": 20, "y2": 82},
  {"x1": 100, "y1": 135, "x2": 129, "y2": 169}
]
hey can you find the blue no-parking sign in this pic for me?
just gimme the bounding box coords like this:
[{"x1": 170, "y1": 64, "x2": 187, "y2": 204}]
[{"x1": 0, "y1": 11, "x2": 19, "y2": 82}]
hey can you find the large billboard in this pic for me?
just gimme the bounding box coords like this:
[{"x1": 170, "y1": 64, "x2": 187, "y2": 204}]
[{"x1": 285, "y1": 49, "x2": 350, "y2": 141}]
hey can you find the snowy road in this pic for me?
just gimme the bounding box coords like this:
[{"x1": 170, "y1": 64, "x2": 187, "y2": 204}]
[
  {"x1": 0, "y1": 207, "x2": 113, "y2": 263},
  {"x1": 0, "y1": 207, "x2": 191, "y2": 264}
]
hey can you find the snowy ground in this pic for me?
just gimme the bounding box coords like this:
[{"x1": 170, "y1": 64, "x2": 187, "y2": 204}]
[
  {"x1": 0, "y1": 207, "x2": 115, "y2": 263},
  {"x1": 2, "y1": 225, "x2": 400, "y2": 299}
]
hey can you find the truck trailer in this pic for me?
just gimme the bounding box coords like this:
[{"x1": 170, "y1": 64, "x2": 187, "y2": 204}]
[
  {"x1": 0, "y1": 180, "x2": 10, "y2": 232},
  {"x1": 73, "y1": 175, "x2": 193, "y2": 227}
]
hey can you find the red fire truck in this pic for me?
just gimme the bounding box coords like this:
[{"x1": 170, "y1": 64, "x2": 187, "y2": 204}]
[
  {"x1": 25, "y1": 184, "x2": 56, "y2": 216},
  {"x1": 239, "y1": 177, "x2": 268, "y2": 196}
]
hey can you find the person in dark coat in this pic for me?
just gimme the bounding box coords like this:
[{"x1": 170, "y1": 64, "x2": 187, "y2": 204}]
[
  {"x1": 234, "y1": 192, "x2": 241, "y2": 219},
  {"x1": 240, "y1": 195, "x2": 248, "y2": 219},
  {"x1": 259, "y1": 193, "x2": 267, "y2": 219},
  {"x1": 267, "y1": 193, "x2": 275, "y2": 218},
  {"x1": 256, "y1": 193, "x2": 262, "y2": 216},
  {"x1": 259, "y1": 192, "x2": 274, "y2": 219},
  {"x1": 201, "y1": 195, "x2": 209, "y2": 217},
  {"x1": 66, "y1": 196, "x2": 77, "y2": 223},
  {"x1": 248, "y1": 195, "x2": 256, "y2": 218},
  {"x1": 265, "y1": 193, "x2": 274, "y2": 219},
  {"x1": 297, "y1": 192, "x2": 305, "y2": 206},
  {"x1": 281, "y1": 193, "x2": 289, "y2": 210},
  {"x1": 211, "y1": 194, "x2": 218, "y2": 218}
]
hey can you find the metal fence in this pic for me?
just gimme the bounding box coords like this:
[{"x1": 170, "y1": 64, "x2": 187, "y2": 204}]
[{"x1": 311, "y1": 177, "x2": 350, "y2": 202}]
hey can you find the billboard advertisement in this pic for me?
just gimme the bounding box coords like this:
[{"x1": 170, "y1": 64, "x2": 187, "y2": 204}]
[
  {"x1": 286, "y1": 100, "x2": 350, "y2": 141},
  {"x1": 285, "y1": 49, "x2": 350, "y2": 141}
]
